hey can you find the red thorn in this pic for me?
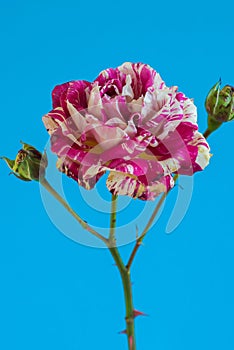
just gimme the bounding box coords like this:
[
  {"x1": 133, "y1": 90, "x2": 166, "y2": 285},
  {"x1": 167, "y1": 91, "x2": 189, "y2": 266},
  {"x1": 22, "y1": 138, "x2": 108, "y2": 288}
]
[
  {"x1": 133, "y1": 309, "x2": 148, "y2": 318},
  {"x1": 118, "y1": 329, "x2": 127, "y2": 335},
  {"x1": 129, "y1": 335, "x2": 133, "y2": 349}
]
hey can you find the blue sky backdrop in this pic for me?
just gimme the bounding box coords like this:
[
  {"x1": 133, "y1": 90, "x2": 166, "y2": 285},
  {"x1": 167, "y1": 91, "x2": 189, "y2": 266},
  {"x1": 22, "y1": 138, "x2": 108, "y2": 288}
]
[{"x1": 1, "y1": 0, "x2": 234, "y2": 349}]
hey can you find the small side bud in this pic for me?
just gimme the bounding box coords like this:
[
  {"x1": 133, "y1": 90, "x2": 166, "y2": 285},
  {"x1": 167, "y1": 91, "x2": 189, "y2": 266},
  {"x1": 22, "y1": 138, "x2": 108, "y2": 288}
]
[
  {"x1": 205, "y1": 80, "x2": 234, "y2": 135},
  {"x1": 1, "y1": 142, "x2": 47, "y2": 181}
]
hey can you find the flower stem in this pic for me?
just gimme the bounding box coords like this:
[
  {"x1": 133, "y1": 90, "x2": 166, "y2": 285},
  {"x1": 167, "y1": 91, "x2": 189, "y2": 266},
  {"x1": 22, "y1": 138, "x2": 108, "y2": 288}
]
[
  {"x1": 107, "y1": 195, "x2": 136, "y2": 350},
  {"x1": 126, "y1": 191, "x2": 167, "y2": 270},
  {"x1": 109, "y1": 247, "x2": 136, "y2": 349},
  {"x1": 126, "y1": 174, "x2": 178, "y2": 270},
  {"x1": 121, "y1": 268, "x2": 136, "y2": 350},
  {"x1": 203, "y1": 128, "x2": 212, "y2": 139},
  {"x1": 40, "y1": 177, "x2": 108, "y2": 244},
  {"x1": 109, "y1": 194, "x2": 118, "y2": 246}
]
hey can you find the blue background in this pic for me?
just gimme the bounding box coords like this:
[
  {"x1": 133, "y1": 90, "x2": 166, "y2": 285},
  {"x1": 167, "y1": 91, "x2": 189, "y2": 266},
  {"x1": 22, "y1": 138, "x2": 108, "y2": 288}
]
[{"x1": 1, "y1": 0, "x2": 234, "y2": 349}]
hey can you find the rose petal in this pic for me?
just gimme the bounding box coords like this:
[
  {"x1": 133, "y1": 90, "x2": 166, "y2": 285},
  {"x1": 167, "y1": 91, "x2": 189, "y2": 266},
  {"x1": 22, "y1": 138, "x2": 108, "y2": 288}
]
[{"x1": 43, "y1": 62, "x2": 210, "y2": 200}]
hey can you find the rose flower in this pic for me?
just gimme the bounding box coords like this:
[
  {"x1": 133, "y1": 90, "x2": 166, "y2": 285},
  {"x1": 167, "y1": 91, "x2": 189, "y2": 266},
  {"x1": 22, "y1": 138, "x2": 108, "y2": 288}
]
[{"x1": 43, "y1": 62, "x2": 210, "y2": 200}]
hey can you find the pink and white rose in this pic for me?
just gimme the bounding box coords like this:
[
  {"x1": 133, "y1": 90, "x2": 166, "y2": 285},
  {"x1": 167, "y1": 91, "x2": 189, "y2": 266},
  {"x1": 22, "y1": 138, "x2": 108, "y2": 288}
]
[{"x1": 43, "y1": 62, "x2": 210, "y2": 200}]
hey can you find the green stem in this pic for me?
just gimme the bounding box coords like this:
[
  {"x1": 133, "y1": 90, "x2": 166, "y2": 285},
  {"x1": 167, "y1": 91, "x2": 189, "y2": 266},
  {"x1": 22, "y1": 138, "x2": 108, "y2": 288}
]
[
  {"x1": 108, "y1": 247, "x2": 136, "y2": 350},
  {"x1": 126, "y1": 174, "x2": 178, "y2": 270},
  {"x1": 40, "y1": 177, "x2": 108, "y2": 245},
  {"x1": 122, "y1": 268, "x2": 136, "y2": 350},
  {"x1": 107, "y1": 195, "x2": 136, "y2": 350},
  {"x1": 203, "y1": 128, "x2": 212, "y2": 139},
  {"x1": 109, "y1": 194, "x2": 118, "y2": 246},
  {"x1": 126, "y1": 191, "x2": 167, "y2": 270}
]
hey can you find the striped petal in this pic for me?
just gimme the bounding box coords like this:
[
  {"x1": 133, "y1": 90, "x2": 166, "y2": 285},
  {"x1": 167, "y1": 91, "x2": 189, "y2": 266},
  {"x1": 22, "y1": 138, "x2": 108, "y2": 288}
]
[{"x1": 42, "y1": 62, "x2": 210, "y2": 200}]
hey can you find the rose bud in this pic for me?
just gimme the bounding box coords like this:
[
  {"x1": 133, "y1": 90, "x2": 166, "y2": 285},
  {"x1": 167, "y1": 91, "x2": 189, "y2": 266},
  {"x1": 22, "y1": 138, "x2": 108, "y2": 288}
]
[
  {"x1": 205, "y1": 80, "x2": 234, "y2": 135},
  {"x1": 1, "y1": 141, "x2": 47, "y2": 181}
]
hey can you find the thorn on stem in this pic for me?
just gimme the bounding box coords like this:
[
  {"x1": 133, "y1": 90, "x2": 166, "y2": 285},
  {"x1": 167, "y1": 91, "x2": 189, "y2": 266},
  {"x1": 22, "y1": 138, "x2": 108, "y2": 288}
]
[
  {"x1": 133, "y1": 309, "x2": 148, "y2": 318},
  {"x1": 118, "y1": 329, "x2": 127, "y2": 334},
  {"x1": 129, "y1": 335, "x2": 133, "y2": 349}
]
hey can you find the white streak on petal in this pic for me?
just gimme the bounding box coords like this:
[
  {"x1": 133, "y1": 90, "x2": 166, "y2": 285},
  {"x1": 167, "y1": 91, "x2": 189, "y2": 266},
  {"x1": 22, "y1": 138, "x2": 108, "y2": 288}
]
[
  {"x1": 67, "y1": 101, "x2": 87, "y2": 132},
  {"x1": 122, "y1": 74, "x2": 134, "y2": 99},
  {"x1": 88, "y1": 84, "x2": 103, "y2": 120},
  {"x1": 195, "y1": 145, "x2": 211, "y2": 169}
]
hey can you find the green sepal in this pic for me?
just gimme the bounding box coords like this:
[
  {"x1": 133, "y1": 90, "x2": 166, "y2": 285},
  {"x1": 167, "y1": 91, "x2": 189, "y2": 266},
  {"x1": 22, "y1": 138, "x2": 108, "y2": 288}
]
[
  {"x1": 0, "y1": 157, "x2": 15, "y2": 170},
  {"x1": 205, "y1": 80, "x2": 221, "y2": 116},
  {"x1": 10, "y1": 172, "x2": 31, "y2": 181},
  {"x1": 207, "y1": 115, "x2": 223, "y2": 133}
]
